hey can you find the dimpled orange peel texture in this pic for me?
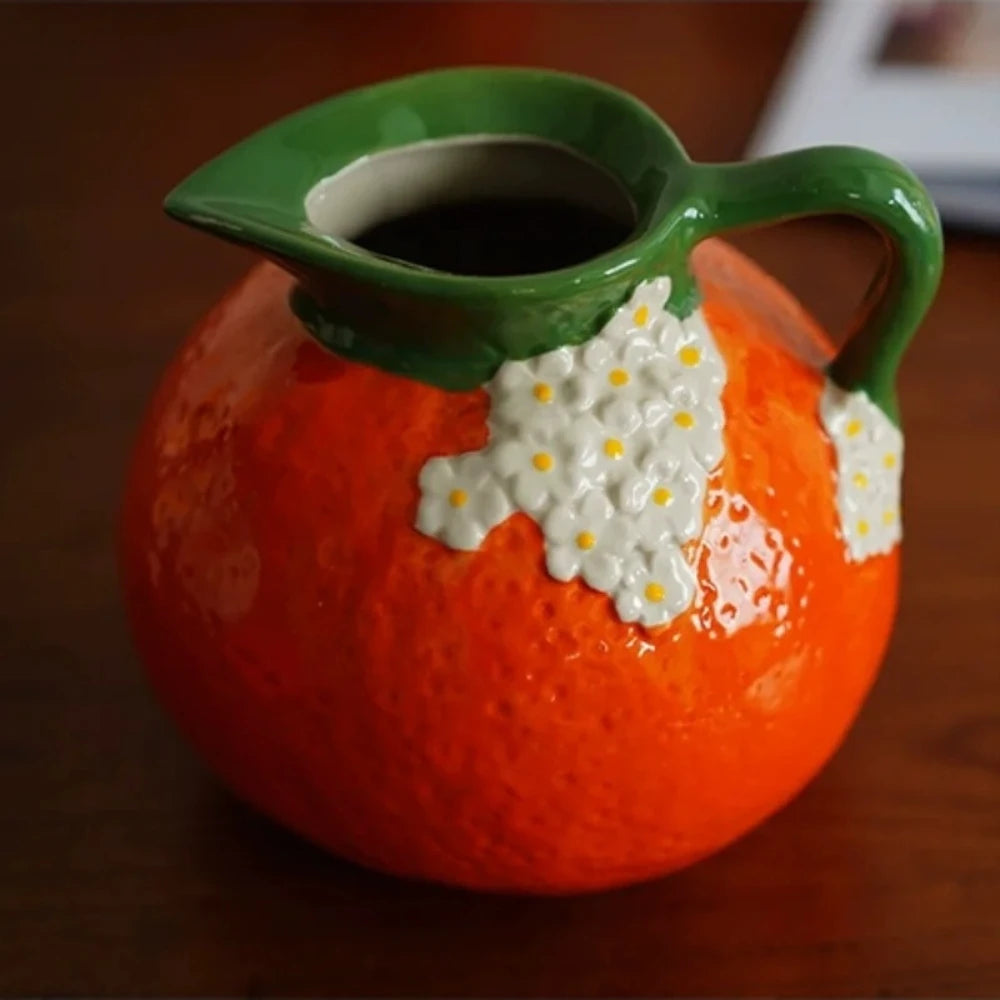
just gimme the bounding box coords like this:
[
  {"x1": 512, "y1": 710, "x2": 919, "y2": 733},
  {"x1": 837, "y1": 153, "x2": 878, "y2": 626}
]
[{"x1": 120, "y1": 240, "x2": 898, "y2": 893}]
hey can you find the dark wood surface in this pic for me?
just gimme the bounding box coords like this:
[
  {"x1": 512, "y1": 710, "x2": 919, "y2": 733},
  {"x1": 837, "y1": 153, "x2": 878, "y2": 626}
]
[{"x1": 1, "y1": 3, "x2": 998, "y2": 995}]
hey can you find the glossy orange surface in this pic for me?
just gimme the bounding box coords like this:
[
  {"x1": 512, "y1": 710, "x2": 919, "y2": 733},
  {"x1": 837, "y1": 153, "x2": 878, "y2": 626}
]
[{"x1": 120, "y1": 239, "x2": 899, "y2": 893}]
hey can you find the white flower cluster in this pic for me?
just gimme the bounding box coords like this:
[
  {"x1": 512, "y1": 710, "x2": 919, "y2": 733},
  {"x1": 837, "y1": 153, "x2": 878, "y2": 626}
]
[
  {"x1": 819, "y1": 383, "x2": 904, "y2": 561},
  {"x1": 416, "y1": 277, "x2": 727, "y2": 628}
]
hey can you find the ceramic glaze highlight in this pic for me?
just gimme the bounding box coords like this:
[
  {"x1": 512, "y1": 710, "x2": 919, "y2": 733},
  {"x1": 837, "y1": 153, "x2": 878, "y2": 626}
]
[{"x1": 416, "y1": 278, "x2": 726, "y2": 627}]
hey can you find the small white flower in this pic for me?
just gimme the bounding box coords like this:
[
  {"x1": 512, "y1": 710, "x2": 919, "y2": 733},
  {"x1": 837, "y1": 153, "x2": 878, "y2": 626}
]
[
  {"x1": 564, "y1": 329, "x2": 656, "y2": 419},
  {"x1": 642, "y1": 383, "x2": 725, "y2": 472},
  {"x1": 820, "y1": 383, "x2": 902, "y2": 458},
  {"x1": 819, "y1": 383, "x2": 865, "y2": 444},
  {"x1": 839, "y1": 459, "x2": 880, "y2": 509},
  {"x1": 491, "y1": 437, "x2": 580, "y2": 513},
  {"x1": 416, "y1": 452, "x2": 512, "y2": 550},
  {"x1": 616, "y1": 462, "x2": 704, "y2": 548},
  {"x1": 601, "y1": 277, "x2": 673, "y2": 344},
  {"x1": 564, "y1": 370, "x2": 643, "y2": 429},
  {"x1": 613, "y1": 549, "x2": 697, "y2": 628},
  {"x1": 845, "y1": 510, "x2": 899, "y2": 560},
  {"x1": 487, "y1": 350, "x2": 574, "y2": 437},
  {"x1": 653, "y1": 310, "x2": 727, "y2": 391},
  {"x1": 542, "y1": 490, "x2": 636, "y2": 592},
  {"x1": 554, "y1": 414, "x2": 646, "y2": 489},
  {"x1": 837, "y1": 470, "x2": 901, "y2": 561}
]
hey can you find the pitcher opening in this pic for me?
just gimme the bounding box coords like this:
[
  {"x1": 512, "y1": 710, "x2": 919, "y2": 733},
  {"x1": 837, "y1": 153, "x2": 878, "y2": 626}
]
[{"x1": 304, "y1": 136, "x2": 637, "y2": 277}]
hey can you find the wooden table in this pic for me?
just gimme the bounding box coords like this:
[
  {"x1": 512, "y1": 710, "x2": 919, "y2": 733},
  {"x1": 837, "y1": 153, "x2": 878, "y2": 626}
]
[{"x1": 2, "y1": 3, "x2": 998, "y2": 994}]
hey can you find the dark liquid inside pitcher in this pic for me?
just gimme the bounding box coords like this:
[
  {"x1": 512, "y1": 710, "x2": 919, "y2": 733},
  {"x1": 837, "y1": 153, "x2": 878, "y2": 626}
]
[{"x1": 353, "y1": 197, "x2": 632, "y2": 277}]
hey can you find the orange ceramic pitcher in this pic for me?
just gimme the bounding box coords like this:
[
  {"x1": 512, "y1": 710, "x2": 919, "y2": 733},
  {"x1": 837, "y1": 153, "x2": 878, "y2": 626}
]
[{"x1": 120, "y1": 69, "x2": 942, "y2": 893}]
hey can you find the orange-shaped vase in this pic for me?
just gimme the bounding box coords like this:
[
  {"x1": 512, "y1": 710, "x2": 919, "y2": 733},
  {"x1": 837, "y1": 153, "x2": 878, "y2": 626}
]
[{"x1": 120, "y1": 69, "x2": 942, "y2": 893}]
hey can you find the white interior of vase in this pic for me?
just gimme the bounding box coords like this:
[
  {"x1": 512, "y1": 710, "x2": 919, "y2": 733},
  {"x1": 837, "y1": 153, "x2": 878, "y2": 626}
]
[{"x1": 304, "y1": 134, "x2": 637, "y2": 240}]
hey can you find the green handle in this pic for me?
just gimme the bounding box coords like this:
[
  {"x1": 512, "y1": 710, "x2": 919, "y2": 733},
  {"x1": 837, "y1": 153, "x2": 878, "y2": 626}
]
[{"x1": 683, "y1": 147, "x2": 943, "y2": 424}]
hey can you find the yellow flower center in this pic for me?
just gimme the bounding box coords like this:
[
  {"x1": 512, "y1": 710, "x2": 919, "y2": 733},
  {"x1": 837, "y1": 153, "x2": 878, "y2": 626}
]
[
  {"x1": 576, "y1": 531, "x2": 596, "y2": 550},
  {"x1": 633, "y1": 305, "x2": 650, "y2": 327},
  {"x1": 604, "y1": 438, "x2": 625, "y2": 459},
  {"x1": 846, "y1": 419, "x2": 863, "y2": 438},
  {"x1": 853, "y1": 472, "x2": 869, "y2": 489},
  {"x1": 533, "y1": 382, "x2": 554, "y2": 403},
  {"x1": 884, "y1": 453, "x2": 897, "y2": 469},
  {"x1": 532, "y1": 452, "x2": 554, "y2": 472},
  {"x1": 674, "y1": 411, "x2": 695, "y2": 429},
  {"x1": 608, "y1": 368, "x2": 630, "y2": 387},
  {"x1": 883, "y1": 509, "x2": 897, "y2": 525},
  {"x1": 653, "y1": 487, "x2": 673, "y2": 506},
  {"x1": 678, "y1": 345, "x2": 701, "y2": 367},
  {"x1": 448, "y1": 489, "x2": 468, "y2": 508},
  {"x1": 857, "y1": 519, "x2": 870, "y2": 537},
  {"x1": 644, "y1": 582, "x2": 666, "y2": 603}
]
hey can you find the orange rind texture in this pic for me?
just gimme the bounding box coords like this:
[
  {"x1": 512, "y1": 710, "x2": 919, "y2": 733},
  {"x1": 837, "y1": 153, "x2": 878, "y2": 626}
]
[{"x1": 121, "y1": 240, "x2": 898, "y2": 893}]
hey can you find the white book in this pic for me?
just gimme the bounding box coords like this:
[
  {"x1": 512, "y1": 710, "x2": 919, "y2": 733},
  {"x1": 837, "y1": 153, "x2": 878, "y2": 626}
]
[{"x1": 748, "y1": 0, "x2": 1000, "y2": 231}]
